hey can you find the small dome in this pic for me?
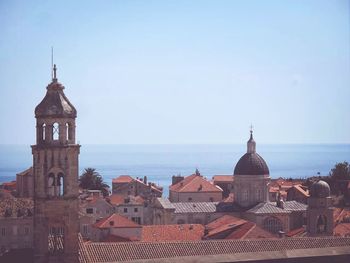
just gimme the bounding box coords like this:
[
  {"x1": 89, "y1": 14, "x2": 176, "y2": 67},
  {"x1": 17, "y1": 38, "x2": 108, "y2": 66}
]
[
  {"x1": 310, "y1": 180, "x2": 330, "y2": 198},
  {"x1": 234, "y1": 153, "x2": 270, "y2": 175},
  {"x1": 35, "y1": 81, "x2": 77, "y2": 118}
]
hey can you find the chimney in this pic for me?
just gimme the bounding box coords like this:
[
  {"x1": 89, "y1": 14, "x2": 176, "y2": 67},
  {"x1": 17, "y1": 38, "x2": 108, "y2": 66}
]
[
  {"x1": 144, "y1": 176, "x2": 147, "y2": 185},
  {"x1": 172, "y1": 175, "x2": 184, "y2": 185}
]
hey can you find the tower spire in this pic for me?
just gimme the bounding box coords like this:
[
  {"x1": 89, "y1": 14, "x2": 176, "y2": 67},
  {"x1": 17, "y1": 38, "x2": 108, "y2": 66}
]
[{"x1": 247, "y1": 125, "x2": 256, "y2": 153}]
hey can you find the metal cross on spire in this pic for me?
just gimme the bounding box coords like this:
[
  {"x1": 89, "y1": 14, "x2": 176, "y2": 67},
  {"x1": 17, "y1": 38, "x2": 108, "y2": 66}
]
[
  {"x1": 53, "y1": 64, "x2": 57, "y2": 80},
  {"x1": 249, "y1": 124, "x2": 254, "y2": 134}
]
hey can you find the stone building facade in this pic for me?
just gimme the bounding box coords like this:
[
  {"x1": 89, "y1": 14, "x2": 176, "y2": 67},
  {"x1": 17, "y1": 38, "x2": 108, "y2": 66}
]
[
  {"x1": 16, "y1": 167, "x2": 34, "y2": 198},
  {"x1": 32, "y1": 65, "x2": 80, "y2": 263}
]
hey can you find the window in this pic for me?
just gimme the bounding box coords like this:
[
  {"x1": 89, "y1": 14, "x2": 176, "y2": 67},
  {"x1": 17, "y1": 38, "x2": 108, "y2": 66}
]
[
  {"x1": 317, "y1": 215, "x2": 327, "y2": 233},
  {"x1": 124, "y1": 208, "x2": 128, "y2": 213},
  {"x1": 188, "y1": 197, "x2": 192, "y2": 201},
  {"x1": 42, "y1": 123, "x2": 46, "y2": 141},
  {"x1": 256, "y1": 189, "x2": 262, "y2": 200},
  {"x1": 132, "y1": 217, "x2": 141, "y2": 224},
  {"x1": 57, "y1": 173, "x2": 64, "y2": 196},
  {"x1": 66, "y1": 123, "x2": 70, "y2": 141},
  {"x1": 263, "y1": 217, "x2": 283, "y2": 233},
  {"x1": 1, "y1": 228, "x2": 5, "y2": 236},
  {"x1": 242, "y1": 189, "x2": 249, "y2": 201},
  {"x1": 82, "y1": 225, "x2": 88, "y2": 235},
  {"x1": 53, "y1": 122, "x2": 59, "y2": 140},
  {"x1": 48, "y1": 173, "x2": 55, "y2": 197},
  {"x1": 48, "y1": 226, "x2": 64, "y2": 254},
  {"x1": 209, "y1": 197, "x2": 214, "y2": 202},
  {"x1": 24, "y1": 227, "x2": 29, "y2": 236},
  {"x1": 134, "y1": 208, "x2": 138, "y2": 213},
  {"x1": 86, "y1": 208, "x2": 93, "y2": 214}
]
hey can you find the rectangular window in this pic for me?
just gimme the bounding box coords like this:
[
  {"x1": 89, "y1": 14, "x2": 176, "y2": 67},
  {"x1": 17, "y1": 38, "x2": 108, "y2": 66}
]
[
  {"x1": 24, "y1": 227, "x2": 29, "y2": 235},
  {"x1": 134, "y1": 208, "x2": 138, "y2": 213},
  {"x1": 1, "y1": 228, "x2": 5, "y2": 236},
  {"x1": 48, "y1": 226, "x2": 64, "y2": 254},
  {"x1": 132, "y1": 217, "x2": 141, "y2": 224},
  {"x1": 83, "y1": 225, "x2": 88, "y2": 235},
  {"x1": 86, "y1": 208, "x2": 93, "y2": 214},
  {"x1": 124, "y1": 208, "x2": 128, "y2": 213}
]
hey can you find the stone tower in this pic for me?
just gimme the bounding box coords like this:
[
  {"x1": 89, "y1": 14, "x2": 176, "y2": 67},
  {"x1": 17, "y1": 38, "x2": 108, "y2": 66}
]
[
  {"x1": 233, "y1": 130, "x2": 270, "y2": 208},
  {"x1": 307, "y1": 180, "x2": 334, "y2": 236},
  {"x1": 32, "y1": 65, "x2": 80, "y2": 263}
]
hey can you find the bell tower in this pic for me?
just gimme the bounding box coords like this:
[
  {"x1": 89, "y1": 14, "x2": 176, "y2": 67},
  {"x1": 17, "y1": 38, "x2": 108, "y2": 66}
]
[
  {"x1": 32, "y1": 65, "x2": 80, "y2": 263},
  {"x1": 307, "y1": 180, "x2": 334, "y2": 236}
]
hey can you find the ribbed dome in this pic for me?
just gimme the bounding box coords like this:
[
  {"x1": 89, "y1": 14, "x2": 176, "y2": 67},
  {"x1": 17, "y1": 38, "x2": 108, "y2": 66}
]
[
  {"x1": 310, "y1": 180, "x2": 330, "y2": 198},
  {"x1": 35, "y1": 81, "x2": 77, "y2": 118},
  {"x1": 234, "y1": 153, "x2": 270, "y2": 175}
]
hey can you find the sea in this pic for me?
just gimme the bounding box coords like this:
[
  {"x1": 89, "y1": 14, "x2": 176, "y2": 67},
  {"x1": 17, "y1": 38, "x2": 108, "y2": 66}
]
[{"x1": 0, "y1": 144, "x2": 349, "y2": 197}]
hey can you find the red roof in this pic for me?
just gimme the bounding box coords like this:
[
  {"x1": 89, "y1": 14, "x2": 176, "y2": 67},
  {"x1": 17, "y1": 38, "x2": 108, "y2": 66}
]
[
  {"x1": 93, "y1": 214, "x2": 141, "y2": 229},
  {"x1": 334, "y1": 223, "x2": 350, "y2": 237},
  {"x1": 212, "y1": 175, "x2": 234, "y2": 183},
  {"x1": 108, "y1": 194, "x2": 145, "y2": 205},
  {"x1": 205, "y1": 215, "x2": 276, "y2": 240},
  {"x1": 142, "y1": 224, "x2": 204, "y2": 242},
  {"x1": 170, "y1": 174, "x2": 222, "y2": 193},
  {"x1": 112, "y1": 175, "x2": 133, "y2": 184},
  {"x1": 2, "y1": 181, "x2": 16, "y2": 187},
  {"x1": 292, "y1": 184, "x2": 309, "y2": 197},
  {"x1": 286, "y1": 227, "x2": 306, "y2": 237}
]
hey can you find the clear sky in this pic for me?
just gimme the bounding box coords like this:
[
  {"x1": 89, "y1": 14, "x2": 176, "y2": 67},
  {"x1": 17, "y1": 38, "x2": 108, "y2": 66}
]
[{"x1": 0, "y1": 0, "x2": 349, "y2": 145}]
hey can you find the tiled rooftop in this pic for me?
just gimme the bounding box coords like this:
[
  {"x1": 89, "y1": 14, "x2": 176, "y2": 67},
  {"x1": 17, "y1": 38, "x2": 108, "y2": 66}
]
[
  {"x1": 170, "y1": 174, "x2": 222, "y2": 193},
  {"x1": 0, "y1": 197, "x2": 33, "y2": 218},
  {"x1": 142, "y1": 224, "x2": 204, "y2": 242},
  {"x1": 172, "y1": 202, "x2": 218, "y2": 213},
  {"x1": 79, "y1": 236, "x2": 350, "y2": 262},
  {"x1": 247, "y1": 201, "x2": 307, "y2": 214},
  {"x1": 93, "y1": 214, "x2": 141, "y2": 229},
  {"x1": 112, "y1": 175, "x2": 134, "y2": 184},
  {"x1": 108, "y1": 194, "x2": 144, "y2": 206},
  {"x1": 205, "y1": 215, "x2": 275, "y2": 240},
  {"x1": 156, "y1": 197, "x2": 175, "y2": 209}
]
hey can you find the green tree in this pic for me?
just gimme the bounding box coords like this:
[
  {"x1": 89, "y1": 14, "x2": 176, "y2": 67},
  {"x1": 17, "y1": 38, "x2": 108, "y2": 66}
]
[
  {"x1": 329, "y1": 161, "x2": 350, "y2": 195},
  {"x1": 330, "y1": 162, "x2": 350, "y2": 180},
  {"x1": 79, "y1": 168, "x2": 110, "y2": 197}
]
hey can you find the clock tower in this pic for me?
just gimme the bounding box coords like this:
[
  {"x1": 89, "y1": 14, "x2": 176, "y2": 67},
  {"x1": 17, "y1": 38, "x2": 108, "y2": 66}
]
[{"x1": 32, "y1": 65, "x2": 80, "y2": 263}]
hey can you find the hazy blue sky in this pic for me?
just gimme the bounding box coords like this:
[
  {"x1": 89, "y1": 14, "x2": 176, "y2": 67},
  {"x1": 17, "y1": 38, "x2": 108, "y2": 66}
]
[{"x1": 0, "y1": 0, "x2": 349, "y2": 144}]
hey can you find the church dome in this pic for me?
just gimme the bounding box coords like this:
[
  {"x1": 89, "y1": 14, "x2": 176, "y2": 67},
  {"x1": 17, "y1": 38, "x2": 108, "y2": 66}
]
[
  {"x1": 310, "y1": 180, "x2": 330, "y2": 198},
  {"x1": 35, "y1": 65, "x2": 77, "y2": 118},
  {"x1": 234, "y1": 153, "x2": 269, "y2": 175},
  {"x1": 234, "y1": 130, "x2": 269, "y2": 176}
]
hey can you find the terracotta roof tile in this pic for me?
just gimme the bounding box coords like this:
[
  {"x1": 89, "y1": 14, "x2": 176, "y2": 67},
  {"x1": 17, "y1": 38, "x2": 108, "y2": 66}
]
[
  {"x1": 170, "y1": 174, "x2": 222, "y2": 193},
  {"x1": 334, "y1": 223, "x2": 350, "y2": 237},
  {"x1": 93, "y1": 214, "x2": 141, "y2": 229},
  {"x1": 112, "y1": 175, "x2": 134, "y2": 184},
  {"x1": 286, "y1": 227, "x2": 306, "y2": 237},
  {"x1": 142, "y1": 224, "x2": 204, "y2": 242},
  {"x1": 292, "y1": 184, "x2": 309, "y2": 197}
]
